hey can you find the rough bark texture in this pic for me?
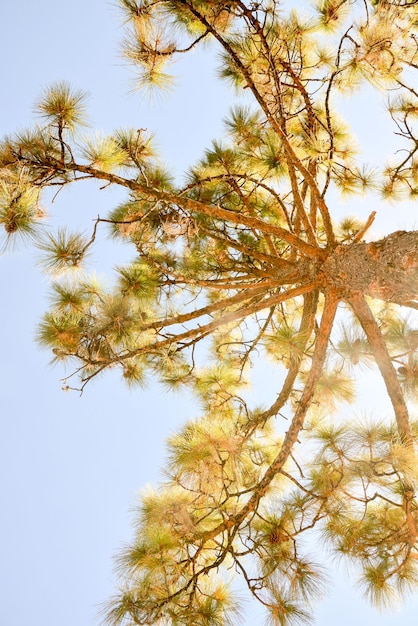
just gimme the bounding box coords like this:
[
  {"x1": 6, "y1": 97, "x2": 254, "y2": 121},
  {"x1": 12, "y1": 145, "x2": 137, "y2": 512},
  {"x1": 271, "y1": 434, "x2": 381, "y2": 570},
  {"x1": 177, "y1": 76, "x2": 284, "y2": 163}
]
[{"x1": 322, "y1": 231, "x2": 418, "y2": 303}]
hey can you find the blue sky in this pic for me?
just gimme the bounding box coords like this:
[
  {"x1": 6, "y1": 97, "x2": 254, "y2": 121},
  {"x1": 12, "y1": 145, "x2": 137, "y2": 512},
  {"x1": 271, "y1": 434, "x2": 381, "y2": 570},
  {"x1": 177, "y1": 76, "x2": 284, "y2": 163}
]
[{"x1": 1, "y1": 2, "x2": 418, "y2": 625}]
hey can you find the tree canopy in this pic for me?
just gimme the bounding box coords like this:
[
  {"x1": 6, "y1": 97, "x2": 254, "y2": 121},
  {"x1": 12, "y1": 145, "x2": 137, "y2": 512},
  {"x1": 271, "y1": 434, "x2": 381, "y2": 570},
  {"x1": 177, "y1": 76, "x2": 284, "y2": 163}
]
[{"x1": 2, "y1": 1, "x2": 418, "y2": 624}]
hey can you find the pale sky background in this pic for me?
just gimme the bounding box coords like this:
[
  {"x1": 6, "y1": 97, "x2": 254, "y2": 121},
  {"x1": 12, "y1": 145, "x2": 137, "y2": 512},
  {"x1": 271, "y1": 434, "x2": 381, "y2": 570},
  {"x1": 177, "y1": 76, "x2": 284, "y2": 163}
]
[{"x1": 1, "y1": 2, "x2": 418, "y2": 625}]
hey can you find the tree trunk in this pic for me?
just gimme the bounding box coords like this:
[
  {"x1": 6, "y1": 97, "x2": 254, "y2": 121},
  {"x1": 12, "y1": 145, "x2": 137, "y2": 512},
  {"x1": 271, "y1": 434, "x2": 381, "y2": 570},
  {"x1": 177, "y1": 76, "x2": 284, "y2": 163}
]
[{"x1": 322, "y1": 230, "x2": 418, "y2": 304}]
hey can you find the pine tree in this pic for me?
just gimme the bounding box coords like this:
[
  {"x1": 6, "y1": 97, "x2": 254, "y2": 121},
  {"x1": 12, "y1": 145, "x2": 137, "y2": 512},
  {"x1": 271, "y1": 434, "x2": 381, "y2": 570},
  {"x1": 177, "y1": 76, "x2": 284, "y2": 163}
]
[{"x1": 2, "y1": 1, "x2": 418, "y2": 624}]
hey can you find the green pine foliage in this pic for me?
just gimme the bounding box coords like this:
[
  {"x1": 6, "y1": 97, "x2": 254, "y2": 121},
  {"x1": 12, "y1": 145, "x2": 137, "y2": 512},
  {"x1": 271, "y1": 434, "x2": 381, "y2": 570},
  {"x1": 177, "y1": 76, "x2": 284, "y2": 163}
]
[
  {"x1": 2, "y1": 1, "x2": 418, "y2": 624},
  {"x1": 36, "y1": 81, "x2": 88, "y2": 132}
]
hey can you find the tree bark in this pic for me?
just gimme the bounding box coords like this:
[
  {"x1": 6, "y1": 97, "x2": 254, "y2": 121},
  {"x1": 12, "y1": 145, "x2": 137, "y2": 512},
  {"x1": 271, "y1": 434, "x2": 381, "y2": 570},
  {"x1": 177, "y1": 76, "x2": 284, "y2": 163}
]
[{"x1": 322, "y1": 231, "x2": 418, "y2": 305}]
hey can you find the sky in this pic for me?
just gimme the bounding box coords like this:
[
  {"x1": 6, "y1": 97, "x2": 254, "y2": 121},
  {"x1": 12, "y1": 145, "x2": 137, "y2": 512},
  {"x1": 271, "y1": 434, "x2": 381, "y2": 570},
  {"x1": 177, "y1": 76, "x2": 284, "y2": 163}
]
[{"x1": 1, "y1": 2, "x2": 418, "y2": 626}]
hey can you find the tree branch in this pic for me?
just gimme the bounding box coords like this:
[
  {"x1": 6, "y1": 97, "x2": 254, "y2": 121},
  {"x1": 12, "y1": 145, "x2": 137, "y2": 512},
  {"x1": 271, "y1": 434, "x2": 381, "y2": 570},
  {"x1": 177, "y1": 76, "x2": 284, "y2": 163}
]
[{"x1": 348, "y1": 293, "x2": 413, "y2": 444}]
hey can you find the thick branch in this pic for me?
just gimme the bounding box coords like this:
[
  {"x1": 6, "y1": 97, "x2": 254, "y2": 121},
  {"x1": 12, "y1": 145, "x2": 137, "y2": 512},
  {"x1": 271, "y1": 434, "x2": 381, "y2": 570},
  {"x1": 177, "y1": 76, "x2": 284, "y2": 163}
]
[
  {"x1": 173, "y1": 0, "x2": 336, "y2": 245},
  {"x1": 201, "y1": 290, "x2": 338, "y2": 541},
  {"x1": 120, "y1": 281, "x2": 321, "y2": 363},
  {"x1": 62, "y1": 161, "x2": 324, "y2": 259},
  {"x1": 248, "y1": 289, "x2": 320, "y2": 429},
  {"x1": 348, "y1": 293, "x2": 413, "y2": 444}
]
